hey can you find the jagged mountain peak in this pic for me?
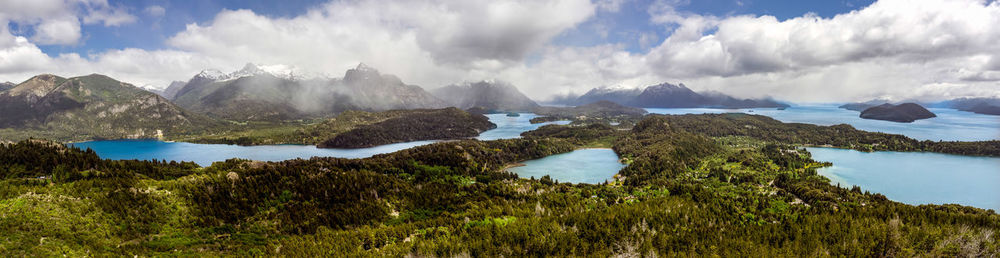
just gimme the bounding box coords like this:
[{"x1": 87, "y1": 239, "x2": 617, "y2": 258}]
[
  {"x1": 354, "y1": 62, "x2": 377, "y2": 72},
  {"x1": 195, "y1": 69, "x2": 226, "y2": 80},
  {"x1": 645, "y1": 82, "x2": 690, "y2": 91},
  {"x1": 192, "y1": 63, "x2": 311, "y2": 83},
  {"x1": 344, "y1": 63, "x2": 384, "y2": 82},
  {"x1": 432, "y1": 80, "x2": 539, "y2": 112}
]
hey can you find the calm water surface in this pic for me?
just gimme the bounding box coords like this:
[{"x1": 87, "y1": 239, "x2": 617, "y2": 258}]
[
  {"x1": 70, "y1": 113, "x2": 568, "y2": 166},
  {"x1": 477, "y1": 113, "x2": 570, "y2": 141},
  {"x1": 507, "y1": 148, "x2": 624, "y2": 184},
  {"x1": 807, "y1": 147, "x2": 1000, "y2": 211},
  {"x1": 646, "y1": 105, "x2": 1000, "y2": 141},
  {"x1": 70, "y1": 140, "x2": 438, "y2": 166}
]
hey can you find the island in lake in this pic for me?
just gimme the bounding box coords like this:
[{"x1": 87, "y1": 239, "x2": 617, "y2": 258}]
[{"x1": 859, "y1": 103, "x2": 936, "y2": 123}]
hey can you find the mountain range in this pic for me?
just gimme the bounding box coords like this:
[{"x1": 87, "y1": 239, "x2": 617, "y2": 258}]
[
  {"x1": 167, "y1": 63, "x2": 543, "y2": 120},
  {"x1": 0, "y1": 74, "x2": 214, "y2": 140},
  {"x1": 938, "y1": 98, "x2": 1000, "y2": 116},
  {"x1": 556, "y1": 83, "x2": 788, "y2": 109},
  {"x1": 431, "y1": 80, "x2": 540, "y2": 112}
]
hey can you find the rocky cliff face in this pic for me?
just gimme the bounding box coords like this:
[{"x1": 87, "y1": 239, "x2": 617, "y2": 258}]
[
  {"x1": 859, "y1": 103, "x2": 937, "y2": 123},
  {"x1": 431, "y1": 80, "x2": 539, "y2": 112}
]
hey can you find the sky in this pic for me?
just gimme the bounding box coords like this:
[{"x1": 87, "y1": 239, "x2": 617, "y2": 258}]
[{"x1": 1, "y1": 0, "x2": 998, "y2": 103}]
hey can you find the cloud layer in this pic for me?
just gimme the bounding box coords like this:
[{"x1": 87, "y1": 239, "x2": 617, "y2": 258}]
[{"x1": 0, "y1": 0, "x2": 998, "y2": 102}]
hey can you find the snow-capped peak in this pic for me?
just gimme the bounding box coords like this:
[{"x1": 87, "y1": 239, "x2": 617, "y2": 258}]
[
  {"x1": 591, "y1": 85, "x2": 636, "y2": 93},
  {"x1": 195, "y1": 69, "x2": 226, "y2": 80},
  {"x1": 193, "y1": 63, "x2": 324, "y2": 82},
  {"x1": 227, "y1": 63, "x2": 271, "y2": 79}
]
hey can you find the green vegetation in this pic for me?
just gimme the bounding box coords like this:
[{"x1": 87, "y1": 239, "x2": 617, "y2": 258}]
[
  {"x1": 658, "y1": 113, "x2": 1000, "y2": 156},
  {"x1": 531, "y1": 100, "x2": 647, "y2": 127},
  {"x1": 173, "y1": 108, "x2": 495, "y2": 147},
  {"x1": 172, "y1": 109, "x2": 407, "y2": 145},
  {"x1": 319, "y1": 108, "x2": 496, "y2": 148},
  {"x1": 0, "y1": 74, "x2": 221, "y2": 142},
  {"x1": 0, "y1": 113, "x2": 997, "y2": 256}
]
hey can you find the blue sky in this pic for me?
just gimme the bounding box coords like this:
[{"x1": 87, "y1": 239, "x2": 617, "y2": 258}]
[
  {"x1": 553, "y1": 0, "x2": 876, "y2": 52},
  {"x1": 1, "y1": 0, "x2": 996, "y2": 102},
  {"x1": 28, "y1": 0, "x2": 875, "y2": 58},
  {"x1": 31, "y1": 0, "x2": 330, "y2": 56}
]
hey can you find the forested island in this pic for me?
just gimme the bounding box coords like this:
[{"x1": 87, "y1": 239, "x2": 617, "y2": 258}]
[
  {"x1": 318, "y1": 108, "x2": 496, "y2": 148},
  {"x1": 1, "y1": 113, "x2": 997, "y2": 256},
  {"x1": 530, "y1": 100, "x2": 647, "y2": 125},
  {"x1": 859, "y1": 103, "x2": 937, "y2": 123}
]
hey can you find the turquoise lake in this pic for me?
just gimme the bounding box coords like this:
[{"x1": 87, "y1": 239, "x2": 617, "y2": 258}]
[
  {"x1": 807, "y1": 147, "x2": 1000, "y2": 211},
  {"x1": 477, "y1": 113, "x2": 571, "y2": 141},
  {"x1": 70, "y1": 113, "x2": 569, "y2": 166},
  {"x1": 646, "y1": 105, "x2": 1000, "y2": 141},
  {"x1": 506, "y1": 148, "x2": 625, "y2": 184}
]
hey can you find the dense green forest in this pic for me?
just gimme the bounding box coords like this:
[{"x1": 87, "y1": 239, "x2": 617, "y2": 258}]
[
  {"x1": 658, "y1": 113, "x2": 1000, "y2": 156},
  {"x1": 0, "y1": 113, "x2": 997, "y2": 256},
  {"x1": 175, "y1": 108, "x2": 496, "y2": 147},
  {"x1": 318, "y1": 108, "x2": 496, "y2": 148}
]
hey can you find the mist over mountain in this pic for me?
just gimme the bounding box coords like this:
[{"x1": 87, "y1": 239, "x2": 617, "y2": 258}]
[
  {"x1": 574, "y1": 86, "x2": 642, "y2": 107},
  {"x1": 171, "y1": 63, "x2": 445, "y2": 121},
  {"x1": 431, "y1": 80, "x2": 540, "y2": 112},
  {"x1": 152, "y1": 81, "x2": 187, "y2": 100},
  {"x1": 555, "y1": 83, "x2": 787, "y2": 109},
  {"x1": 0, "y1": 74, "x2": 213, "y2": 140}
]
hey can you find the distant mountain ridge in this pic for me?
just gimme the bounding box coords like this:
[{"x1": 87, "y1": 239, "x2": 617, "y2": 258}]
[
  {"x1": 940, "y1": 97, "x2": 1000, "y2": 116},
  {"x1": 842, "y1": 97, "x2": 1000, "y2": 116},
  {"x1": 170, "y1": 63, "x2": 446, "y2": 121},
  {"x1": 0, "y1": 81, "x2": 14, "y2": 92},
  {"x1": 0, "y1": 74, "x2": 214, "y2": 141},
  {"x1": 838, "y1": 99, "x2": 893, "y2": 111},
  {"x1": 560, "y1": 83, "x2": 787, "y2": 109},
  {"x1": 431, "y1": 80, "x2": 540, "y2": 112}
]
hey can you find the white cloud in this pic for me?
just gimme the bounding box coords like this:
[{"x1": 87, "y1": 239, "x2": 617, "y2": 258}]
[
  {"x1": 30, "y1": 17, "x2": 82, "y2": 45},
  {"x1": 0, "y1": 0, "x2": 137, "y2": 46},
  {"x1": 646, "y1": 0, "x2": 1000, "y2": 78},
  {"x1": 144, "y1": 5, "x2": 166, "y2": 18},
  {"x1": 0, "y1": 0, "x2": 999, "y2": 103},
  {"x1": 165, "y1": 0, "x2": 595, "y2": 85},
  {"x1": 80, "y1": 0, "x2": 137, "y2": 26},
  {"x1": 596, "y1": 0, "x2": 629, "y2": 12}
]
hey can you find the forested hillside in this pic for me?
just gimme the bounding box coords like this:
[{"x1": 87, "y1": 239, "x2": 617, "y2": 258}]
[{"x1": 0, "y1": 113, "x2": 996, "y2": 256}]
